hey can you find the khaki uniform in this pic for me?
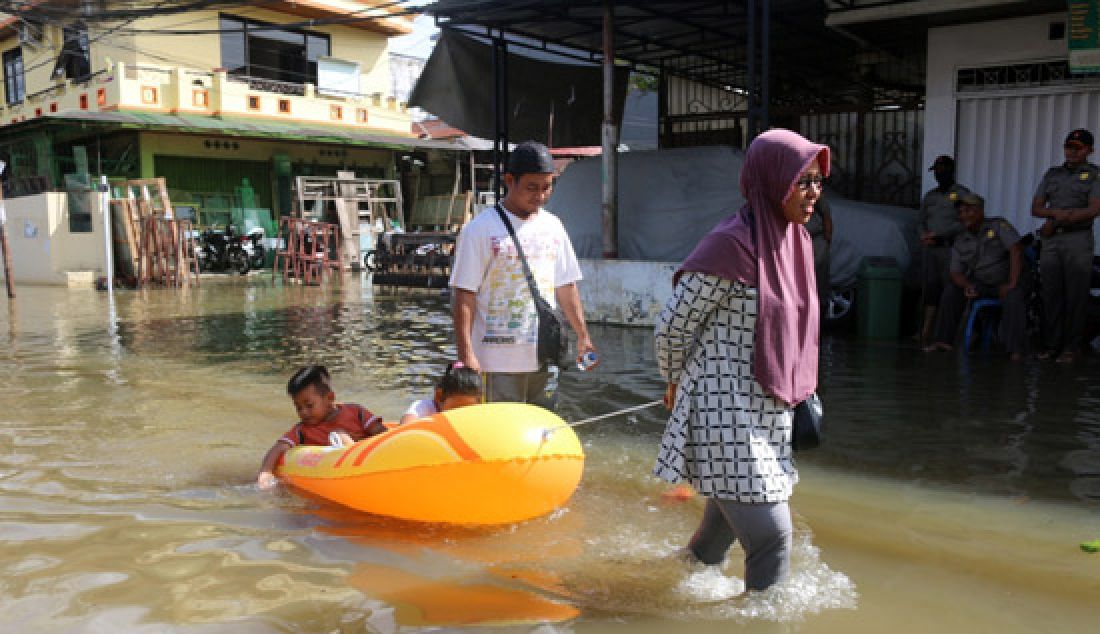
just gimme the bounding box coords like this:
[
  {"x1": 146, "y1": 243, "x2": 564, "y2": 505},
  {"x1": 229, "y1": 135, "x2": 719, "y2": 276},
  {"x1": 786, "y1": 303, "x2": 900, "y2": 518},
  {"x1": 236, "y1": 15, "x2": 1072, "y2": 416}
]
[
  {"x1": 932, "y1": 217, "x2": 1029, "y2": 354},
  {"x1": 919, "y1": 183, "x2": 971, "y2": 306},
  {"x1": 1034, "y1": 162, "x2": 1100, "y2": 353}
]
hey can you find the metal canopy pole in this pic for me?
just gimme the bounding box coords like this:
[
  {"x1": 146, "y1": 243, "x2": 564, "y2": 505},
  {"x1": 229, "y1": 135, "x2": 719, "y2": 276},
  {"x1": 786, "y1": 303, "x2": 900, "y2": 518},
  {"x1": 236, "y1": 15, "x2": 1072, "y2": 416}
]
[
  {"x1": 746, "y1": 0, "x2": 757, "y2": 139},
  {"x1": 761, "y1": 0, "x2": 771, "y2": 132},
  {"x1": 746, "y1": 0, "x2": 771, "y2": 140},
  {"x1": 601, "y1": 0, "x2": 618, "y2": 259},
  {"x1": 491, "y1": 34, "x2": 510, "y2": 203}
]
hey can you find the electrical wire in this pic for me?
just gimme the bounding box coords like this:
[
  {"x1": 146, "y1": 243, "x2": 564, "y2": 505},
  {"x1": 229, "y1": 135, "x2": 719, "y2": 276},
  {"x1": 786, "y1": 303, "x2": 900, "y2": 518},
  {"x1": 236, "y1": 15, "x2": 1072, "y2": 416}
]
[{"x1": 2, "y1": 1, "x2": 426, "y2": 33}]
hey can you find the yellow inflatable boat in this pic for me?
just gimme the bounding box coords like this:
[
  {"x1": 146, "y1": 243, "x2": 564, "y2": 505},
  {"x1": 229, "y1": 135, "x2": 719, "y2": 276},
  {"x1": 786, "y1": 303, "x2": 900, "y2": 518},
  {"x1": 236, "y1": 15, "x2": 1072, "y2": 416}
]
[{"x1": 276, "y1": 403, "x2": 584, "y2": 525}]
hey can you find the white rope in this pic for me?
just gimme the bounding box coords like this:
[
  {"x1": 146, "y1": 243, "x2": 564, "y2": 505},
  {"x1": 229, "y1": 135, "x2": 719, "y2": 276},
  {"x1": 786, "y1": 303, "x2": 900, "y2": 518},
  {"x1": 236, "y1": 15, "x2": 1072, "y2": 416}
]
[{"x1": 541, "y1": 400, "x2": 663, "y2": 439}]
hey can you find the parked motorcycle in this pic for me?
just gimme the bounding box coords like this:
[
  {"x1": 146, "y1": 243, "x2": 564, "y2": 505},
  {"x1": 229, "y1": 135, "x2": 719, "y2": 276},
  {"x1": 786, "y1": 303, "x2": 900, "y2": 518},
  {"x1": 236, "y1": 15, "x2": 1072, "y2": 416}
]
[
  {"x1": 196, "y1": 225, "x2": 250, "y2": 275},
  {"x1": 242, "y1": 229, "x2": 266, "y2": 269}
]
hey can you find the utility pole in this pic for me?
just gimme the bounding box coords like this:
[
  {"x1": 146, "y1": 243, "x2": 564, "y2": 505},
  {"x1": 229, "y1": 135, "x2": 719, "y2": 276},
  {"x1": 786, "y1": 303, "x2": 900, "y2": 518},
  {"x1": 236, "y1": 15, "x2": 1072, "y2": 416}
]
[{"x1": 0, "y1": 161, "x2": 15, "y2": 298}]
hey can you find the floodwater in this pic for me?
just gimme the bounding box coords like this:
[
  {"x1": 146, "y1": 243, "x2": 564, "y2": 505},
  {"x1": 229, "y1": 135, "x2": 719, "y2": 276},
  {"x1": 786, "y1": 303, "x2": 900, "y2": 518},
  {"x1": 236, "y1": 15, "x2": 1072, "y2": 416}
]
[{"x1": 0, "y1": 278, "x2": 1097, "y2": 633}]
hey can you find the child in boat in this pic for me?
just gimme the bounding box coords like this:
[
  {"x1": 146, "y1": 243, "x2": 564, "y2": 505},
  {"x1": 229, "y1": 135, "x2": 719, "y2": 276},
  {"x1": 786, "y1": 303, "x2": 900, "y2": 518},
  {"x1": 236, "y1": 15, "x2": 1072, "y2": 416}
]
[
  {"x1": 398, "y1": 361, "x2": 482, "y2": 424},
  {"x1": 256, "y1": 365, "x2": 386, "y2": 489}
]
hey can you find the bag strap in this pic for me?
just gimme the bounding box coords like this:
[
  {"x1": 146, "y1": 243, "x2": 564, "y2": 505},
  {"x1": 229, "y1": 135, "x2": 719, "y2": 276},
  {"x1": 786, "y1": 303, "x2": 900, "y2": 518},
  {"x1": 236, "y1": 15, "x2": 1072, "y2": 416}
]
[{"x1": 495, "y1": 204, "x2": 550, "y2": 305}]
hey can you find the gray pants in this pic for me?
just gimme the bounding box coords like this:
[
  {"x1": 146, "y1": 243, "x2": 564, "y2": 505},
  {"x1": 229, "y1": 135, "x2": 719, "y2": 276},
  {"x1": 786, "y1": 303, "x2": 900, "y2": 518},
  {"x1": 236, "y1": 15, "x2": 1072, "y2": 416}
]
[
  {"x1": 687, "y1": 497, "x2": 793, "y2": 591},
  {"x1": 1040, "y1": 230, "x2": 1094, "y2": 353},
  {"x1": 482, "y1": 369, "x2": 557, "y2": 410}
]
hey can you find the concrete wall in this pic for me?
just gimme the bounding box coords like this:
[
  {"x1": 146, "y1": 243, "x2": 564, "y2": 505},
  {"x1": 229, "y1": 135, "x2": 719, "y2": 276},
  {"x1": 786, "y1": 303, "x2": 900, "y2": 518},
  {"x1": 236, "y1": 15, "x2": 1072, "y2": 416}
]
[
  {"x1": 923, "y1": 11, "x2": 1068, "y2": 194},
  {"x1": 2, "y1": 192, "x2": 107, "y2": 286},
  {"x1": 578, "y1": 259, "x2": 677, "y2": 327}
]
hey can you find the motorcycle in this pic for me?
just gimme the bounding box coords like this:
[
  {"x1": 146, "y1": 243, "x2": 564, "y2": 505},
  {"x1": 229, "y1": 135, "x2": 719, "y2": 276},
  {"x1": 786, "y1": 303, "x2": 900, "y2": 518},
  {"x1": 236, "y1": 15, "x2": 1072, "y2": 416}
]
[
  {"x1": 242, "y1": 229, "x2": 266, "y2": 270},
  {"x1": 196, "y1": 225, "x2": 250, "y2": 275}
]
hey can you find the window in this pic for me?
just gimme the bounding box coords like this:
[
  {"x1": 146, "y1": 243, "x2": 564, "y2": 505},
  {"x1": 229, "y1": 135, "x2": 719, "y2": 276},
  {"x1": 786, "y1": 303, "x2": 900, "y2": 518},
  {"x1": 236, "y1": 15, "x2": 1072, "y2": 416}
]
[
  {"x1": 3, "y1": 47, "x2": 25, "y2": 105},
  {"x1": 219, "y1": 14, "x2": 331, "y2": 86}
]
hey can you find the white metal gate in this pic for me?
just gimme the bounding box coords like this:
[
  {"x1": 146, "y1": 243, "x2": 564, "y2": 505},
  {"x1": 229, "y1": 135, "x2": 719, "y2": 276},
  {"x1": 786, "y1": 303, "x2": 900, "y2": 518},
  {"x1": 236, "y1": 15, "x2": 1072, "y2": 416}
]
[{"x1": 955, "y1": 90, "x2": 1100, "y2": 251}]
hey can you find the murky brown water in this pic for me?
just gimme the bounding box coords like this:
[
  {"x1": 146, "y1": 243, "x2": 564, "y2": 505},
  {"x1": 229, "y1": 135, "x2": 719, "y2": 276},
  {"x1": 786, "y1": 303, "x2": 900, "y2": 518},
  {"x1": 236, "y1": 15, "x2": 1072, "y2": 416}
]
[{"x1": 1, "y1": 278, "x2": 1097, "y2": 632}]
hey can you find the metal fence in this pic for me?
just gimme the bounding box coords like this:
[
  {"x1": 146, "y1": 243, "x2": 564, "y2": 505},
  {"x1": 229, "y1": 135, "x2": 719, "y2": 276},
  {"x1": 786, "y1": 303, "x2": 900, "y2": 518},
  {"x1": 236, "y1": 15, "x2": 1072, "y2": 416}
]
[{"x1": 800, "y1": 108, "x2": 924, "y2": 208}]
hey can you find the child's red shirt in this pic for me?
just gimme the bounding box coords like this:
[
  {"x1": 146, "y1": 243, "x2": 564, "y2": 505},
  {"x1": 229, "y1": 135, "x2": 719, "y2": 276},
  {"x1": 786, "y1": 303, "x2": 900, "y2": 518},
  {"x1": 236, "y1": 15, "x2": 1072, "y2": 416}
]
[{"x1": 278, "y1": 403, "x2": 384, "y2": 447}]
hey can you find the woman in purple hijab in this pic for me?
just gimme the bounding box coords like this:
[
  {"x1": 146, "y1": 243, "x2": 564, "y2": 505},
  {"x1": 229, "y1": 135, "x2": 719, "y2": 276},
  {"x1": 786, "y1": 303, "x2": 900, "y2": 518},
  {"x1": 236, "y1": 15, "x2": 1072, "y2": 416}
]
[{"x1": 653, "y1": 129, "x2": 828, "y2": 591}]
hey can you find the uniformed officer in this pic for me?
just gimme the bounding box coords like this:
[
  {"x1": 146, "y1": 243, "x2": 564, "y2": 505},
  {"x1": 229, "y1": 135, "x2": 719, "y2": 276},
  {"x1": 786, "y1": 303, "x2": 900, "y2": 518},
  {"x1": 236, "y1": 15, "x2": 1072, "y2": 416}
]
[
  {"x1": 805, "y1": 196, "x2": 833, "y2": 314},
  {"x1": 1031, "y1": 128, "x2": 1100, "y2": 363},
  {"x1": 918, "y1": 155, "x2": 972, "y2": 343},
  {"x1": 925, "y1": 193, "x2": 1029, "y2": 360}
]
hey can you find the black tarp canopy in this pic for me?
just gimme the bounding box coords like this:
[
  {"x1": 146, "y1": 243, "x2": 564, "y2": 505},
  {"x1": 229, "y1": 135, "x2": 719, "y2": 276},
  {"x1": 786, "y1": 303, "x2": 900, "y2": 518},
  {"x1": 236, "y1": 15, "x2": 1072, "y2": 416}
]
[{"x1": 409, "y1": 28, "x2": 629, "y2": 148}]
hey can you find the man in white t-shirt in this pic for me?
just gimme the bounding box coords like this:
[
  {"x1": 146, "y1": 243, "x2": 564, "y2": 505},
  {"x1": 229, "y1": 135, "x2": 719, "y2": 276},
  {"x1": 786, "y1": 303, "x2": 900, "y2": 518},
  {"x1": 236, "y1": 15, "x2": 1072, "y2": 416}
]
[{"x1": 449, "y1": 140, "x2": 598, "y2": 408}]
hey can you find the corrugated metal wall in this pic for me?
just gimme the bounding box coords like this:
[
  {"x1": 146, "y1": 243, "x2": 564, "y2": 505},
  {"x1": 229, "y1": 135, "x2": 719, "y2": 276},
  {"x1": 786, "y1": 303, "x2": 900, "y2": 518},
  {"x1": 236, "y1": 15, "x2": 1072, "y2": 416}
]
[
  {"x1": 154, "y1": 155, "x2": 274, "y2": 213},
  {"x1": 955, "y1": 90, "x2": 1100, "y2": 243}
]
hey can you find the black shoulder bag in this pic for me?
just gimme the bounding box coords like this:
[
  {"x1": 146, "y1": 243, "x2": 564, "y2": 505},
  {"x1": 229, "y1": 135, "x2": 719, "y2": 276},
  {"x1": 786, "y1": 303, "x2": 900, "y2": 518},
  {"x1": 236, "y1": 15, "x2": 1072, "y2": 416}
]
[
  {"x1": 494, "y1": 205, "x2": 568, "y2": 367},
  {"x1": 792, "y1": 393, "x2": 823, "y2": 451}
]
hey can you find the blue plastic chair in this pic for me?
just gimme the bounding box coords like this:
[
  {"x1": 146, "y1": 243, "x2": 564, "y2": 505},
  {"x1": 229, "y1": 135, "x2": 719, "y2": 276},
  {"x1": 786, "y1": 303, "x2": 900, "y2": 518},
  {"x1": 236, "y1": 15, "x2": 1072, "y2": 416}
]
[{"x1": 963, "y1": 298, "x2": 1001, "y2": 351}]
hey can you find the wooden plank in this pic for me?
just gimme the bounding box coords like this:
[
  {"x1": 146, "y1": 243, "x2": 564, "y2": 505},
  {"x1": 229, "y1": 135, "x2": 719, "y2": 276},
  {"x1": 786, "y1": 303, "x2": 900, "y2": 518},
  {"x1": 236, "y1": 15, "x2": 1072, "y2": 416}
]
[{"x1": 109, "y1": 199, "x2": 139, "y2": 280}]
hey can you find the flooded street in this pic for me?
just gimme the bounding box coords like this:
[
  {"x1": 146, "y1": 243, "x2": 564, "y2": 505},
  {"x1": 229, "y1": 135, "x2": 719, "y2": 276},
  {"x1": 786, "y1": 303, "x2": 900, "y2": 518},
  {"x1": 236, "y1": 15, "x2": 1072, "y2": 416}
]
[{"x1": 0, "y1": 279, "x2": 1097, "y2": 632}]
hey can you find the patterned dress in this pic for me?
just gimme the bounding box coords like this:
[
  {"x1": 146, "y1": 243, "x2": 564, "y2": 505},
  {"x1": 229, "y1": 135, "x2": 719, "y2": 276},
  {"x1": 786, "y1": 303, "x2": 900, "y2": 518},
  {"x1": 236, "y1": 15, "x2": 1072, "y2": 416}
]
[{"x1": 653, "y1": 272, "x2": 797, "y2": 503}]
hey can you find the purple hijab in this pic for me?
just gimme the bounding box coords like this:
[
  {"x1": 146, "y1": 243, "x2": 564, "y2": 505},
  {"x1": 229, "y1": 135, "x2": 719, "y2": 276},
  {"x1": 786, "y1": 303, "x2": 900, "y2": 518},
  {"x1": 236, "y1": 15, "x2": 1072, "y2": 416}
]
[{"x1": 676, "y1": 129, "x2": 829, "y2": 405}]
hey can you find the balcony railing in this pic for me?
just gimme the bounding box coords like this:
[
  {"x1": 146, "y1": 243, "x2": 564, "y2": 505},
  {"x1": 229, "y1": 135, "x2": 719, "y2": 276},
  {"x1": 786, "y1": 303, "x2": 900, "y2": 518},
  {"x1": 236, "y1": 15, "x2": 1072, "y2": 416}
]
[
  {"x1": 1, "y1": 61, "x2": 413, "y2": 137},
  {"x1": 226, "y1": 73, "x2": 307, "y2": 97}
]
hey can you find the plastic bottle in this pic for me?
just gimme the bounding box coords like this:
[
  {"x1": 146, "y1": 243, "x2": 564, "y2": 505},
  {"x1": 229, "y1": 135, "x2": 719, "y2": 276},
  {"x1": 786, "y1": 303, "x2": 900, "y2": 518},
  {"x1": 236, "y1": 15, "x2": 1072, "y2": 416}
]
[{"x1": 576, "y1": 351, "x2": 598, "y2": 372}]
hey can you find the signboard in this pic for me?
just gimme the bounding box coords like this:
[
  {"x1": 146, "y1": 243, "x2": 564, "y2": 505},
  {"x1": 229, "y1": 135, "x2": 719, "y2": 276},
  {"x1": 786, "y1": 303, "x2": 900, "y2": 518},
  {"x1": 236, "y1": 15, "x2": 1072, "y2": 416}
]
[{"x1": 1069, "y1": 0, "x2": 1100, "y2": 74}]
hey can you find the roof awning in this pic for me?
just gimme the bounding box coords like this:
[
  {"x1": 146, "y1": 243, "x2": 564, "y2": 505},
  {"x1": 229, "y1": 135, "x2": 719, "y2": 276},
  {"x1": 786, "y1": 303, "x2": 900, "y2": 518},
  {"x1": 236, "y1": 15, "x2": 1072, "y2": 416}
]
[{"x1": 10, "y1": 110, "x2": 469, "y2": 152}]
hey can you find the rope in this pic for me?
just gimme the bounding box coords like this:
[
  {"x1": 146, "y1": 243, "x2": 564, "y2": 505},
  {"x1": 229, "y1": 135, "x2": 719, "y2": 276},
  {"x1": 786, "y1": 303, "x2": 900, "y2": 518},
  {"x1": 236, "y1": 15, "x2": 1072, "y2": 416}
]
[{"x1": 541, "y1": 400, "x2": 663, "y2": 439}]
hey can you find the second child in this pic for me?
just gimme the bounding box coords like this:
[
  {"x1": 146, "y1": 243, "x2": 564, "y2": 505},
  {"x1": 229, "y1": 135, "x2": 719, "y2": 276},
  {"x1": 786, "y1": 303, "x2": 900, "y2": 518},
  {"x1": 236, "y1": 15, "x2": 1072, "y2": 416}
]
[{"x1": 399, "y1": 362, "x2": 482, "y2": 425}]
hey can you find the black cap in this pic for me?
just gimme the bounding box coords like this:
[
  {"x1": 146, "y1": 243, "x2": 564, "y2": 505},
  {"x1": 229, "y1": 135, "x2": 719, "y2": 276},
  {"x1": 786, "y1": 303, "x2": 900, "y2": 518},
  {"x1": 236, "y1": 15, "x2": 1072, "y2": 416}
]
[
  {"x1": 1065, "y1": 128, "x2": 1094, "y2": 147},
  {"x1": 506, "y1": 141, "x2": 555, "y2": 176},
  {"x1": 929, "y1": 155, "x2": 954, "y2": 171},
  {"x1": 954, "y1": 192, "x2": 984, "y2": 208}
]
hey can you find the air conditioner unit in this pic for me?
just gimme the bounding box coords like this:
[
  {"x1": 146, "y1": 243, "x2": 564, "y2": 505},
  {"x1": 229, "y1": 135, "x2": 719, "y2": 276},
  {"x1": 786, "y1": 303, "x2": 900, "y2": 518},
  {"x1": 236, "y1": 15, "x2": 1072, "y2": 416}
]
[{"x1": 18, "y1": 22, "x2": 45, "y2": 50}]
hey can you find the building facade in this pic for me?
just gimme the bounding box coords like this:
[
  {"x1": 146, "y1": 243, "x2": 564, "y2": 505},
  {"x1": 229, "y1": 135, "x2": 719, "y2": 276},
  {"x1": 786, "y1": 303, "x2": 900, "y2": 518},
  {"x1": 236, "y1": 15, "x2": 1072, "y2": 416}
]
[
  {"x1": 924, "y1": 11, "x2": 1100, "y2": 248},
  {"x1": 0, "y1": 1, "x2": 444, "y2": 216}
]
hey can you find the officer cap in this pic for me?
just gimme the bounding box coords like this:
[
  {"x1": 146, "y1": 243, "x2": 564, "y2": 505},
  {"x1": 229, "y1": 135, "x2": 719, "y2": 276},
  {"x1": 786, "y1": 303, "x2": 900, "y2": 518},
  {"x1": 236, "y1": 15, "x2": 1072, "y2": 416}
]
[
  {"x1": 929, "y1": 155, "x2": 954, "y2": 171},
  {"x1": 1065, "y1": 129, "x2": 1094, "y2": 148},
  {"x1": 954, "y1": 192, "x2": 984, "y2": 208}
]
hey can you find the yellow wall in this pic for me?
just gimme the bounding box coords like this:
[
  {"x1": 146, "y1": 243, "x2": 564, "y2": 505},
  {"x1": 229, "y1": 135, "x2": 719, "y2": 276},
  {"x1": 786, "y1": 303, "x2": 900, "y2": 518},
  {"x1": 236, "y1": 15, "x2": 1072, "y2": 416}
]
[
  {"x1": 1, "y1": 5, "x2": 397, "y2": 101},
  {"x1": 0, "y1": 26, "x2": 79, "y2": 108},
  {"x1": 137, "y1": 131, "x2": 395, "y2": 176},
  {"x1": 119, "y1": 7, "x2": 394, "y2": 96}
]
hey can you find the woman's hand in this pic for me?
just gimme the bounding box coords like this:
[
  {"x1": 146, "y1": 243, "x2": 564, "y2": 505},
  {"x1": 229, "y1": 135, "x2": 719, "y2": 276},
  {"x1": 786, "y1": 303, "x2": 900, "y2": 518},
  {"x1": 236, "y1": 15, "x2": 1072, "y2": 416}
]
[{"x1": 663, "y1": 383, "x2": 677, "y2": 409}]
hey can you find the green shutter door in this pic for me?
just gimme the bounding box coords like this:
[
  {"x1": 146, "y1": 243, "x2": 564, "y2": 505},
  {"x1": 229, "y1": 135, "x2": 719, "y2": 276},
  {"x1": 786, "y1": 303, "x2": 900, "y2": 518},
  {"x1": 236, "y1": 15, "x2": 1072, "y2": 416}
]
[{"x1": 153, "y1": 155, "x2": 274, "y2": 213}]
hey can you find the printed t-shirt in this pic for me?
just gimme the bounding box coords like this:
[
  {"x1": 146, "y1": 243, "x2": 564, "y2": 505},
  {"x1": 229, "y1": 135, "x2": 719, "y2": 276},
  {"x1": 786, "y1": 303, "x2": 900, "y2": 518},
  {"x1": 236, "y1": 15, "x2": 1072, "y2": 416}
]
[
  {"x1": 449, "y1": 205, "x2": 583, "y2": 373},
  {"x1": 278, "y1": 403, "x2": 382, "y2": 447}
]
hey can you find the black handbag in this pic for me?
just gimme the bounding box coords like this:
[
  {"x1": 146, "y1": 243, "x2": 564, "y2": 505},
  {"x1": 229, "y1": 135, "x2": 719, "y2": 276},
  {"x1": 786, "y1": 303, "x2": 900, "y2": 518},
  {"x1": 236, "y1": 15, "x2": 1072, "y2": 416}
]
[
  {"x1": 792, "y1": 393, "x2": 823, "y2": 451},
  {"x1": 494, "y1": 205, "x2": 568, "y2": 367}
]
